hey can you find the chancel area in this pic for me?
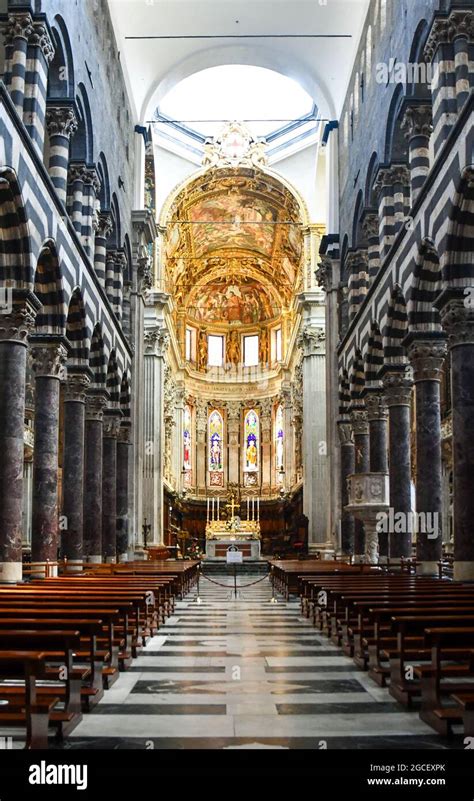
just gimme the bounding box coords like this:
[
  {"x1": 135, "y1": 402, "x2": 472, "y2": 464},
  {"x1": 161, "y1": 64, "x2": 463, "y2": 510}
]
[{"x1": 0, "y1": 0, "x2": 474, "y2": 758}]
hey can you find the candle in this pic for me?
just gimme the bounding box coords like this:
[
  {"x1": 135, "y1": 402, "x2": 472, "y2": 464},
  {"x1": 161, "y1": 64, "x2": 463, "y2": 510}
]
[
  {"x1": 212, "y1": 497, "x2": 214, "y2": 520},
  {"x1": 257, "y1": 497, "x2": 260, "y2": 522},
  {"x1": 207, "y1": 498, "x2": 209, "y2": 522},
  {"x1": 217, "y1": 497, "x2": 219, "y2": 519},
  {"x1": 247, "y1": 498, "x2": 249, "y2": 520}
]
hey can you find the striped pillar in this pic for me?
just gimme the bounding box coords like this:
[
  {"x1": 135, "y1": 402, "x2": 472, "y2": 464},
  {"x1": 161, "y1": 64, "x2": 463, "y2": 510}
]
[
  {"x1": 392, "y1": 166, "x2": 411, "y2": 233},
  {"x1": 113, "y1": 252, "x2": 127, "y2": 321},
  {"x1": 401, "y1": 106, "x2": 432, "y2": 203},
  {"x1": 45, "y1": 105, "x2": 78, "y2": 204},
  {"x1": 23, "y1": 20, "x2": 55, "y2": 155},
  {"x1": 374, "y1": 169, "x2": 395, "y2": 262},
  {"x1": 453, "y1": 33, "x2": 470, "y2": 113},
  {"x1": 424, "y1": 24, "x2": 456, "y2": 157},
  {"x1": 105, "y1": 250, "x2": 117, "y2": 306},
  {"x1": 122, "y1": 281, "x2": 132, "y2": 338},
  {"x1": 1, "y1": 12, "x2": 34, "y2": 115},
  {"x1": 67, "y1": 163, "x2": 87, "y2": 236},
  {"x1": 362, "y1": 213, "x2": 380, "y2": 282},
  {"x1": 94, "y1": 213, "x2": 113, "y2": 289},
  {"x1": 82, "y1": 167, "x2": 101, "y2": 260},
  {"x1": 346, "y1": 250, "x2": 369, "y2": 321}
]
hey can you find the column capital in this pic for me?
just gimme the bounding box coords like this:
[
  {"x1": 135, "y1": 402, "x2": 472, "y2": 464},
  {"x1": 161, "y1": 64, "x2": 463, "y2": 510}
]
[
  {"x1": 345, "y1": 249, "x2": 369, "y2": 271},
  {"x1": 298, "y1": 325, "x2": 325, "y2": 356},
  {"x1": 117, "y1": 424, "x2": 131, "y2": 444},
  {"x1": 383, "y1": 369, "x2": 414, "y2": 407},
  {"x1": 315, "y1": 255, "x2": 333, "y2": 291},
  {"x1": 374, "y1": 164, "x2": 410, "y2": 196},
  {"x1": 103, "y1": 411, "x2": 122, "y2": 438},
  {"x1": 63, "y1": 369, "x2": 92, "y2": 403},
  {"x1": 96, "y1": 212, "x2": 113, "y2": 240},
  {"x1": 1, "y1": 12, "x2": 34, "y2": 43},
  {"x1": 337, "y1": 421, "x2": 354, "y2": 445},
  {"x1": 82, "y1": 165, "x2": 101, "y2": 194},
  {"x1": 361, "y1": 212, "x2": 379, "y2": 241},
  {"x1": 138, "y1": 254, "x2": 153, "y2": 294},
  {"x1": 0, "y1": 293, "x2": 39, "y2": 345},
  {"x1": 350, "y1": 408, "x2": 369, "y2": 435},
  {"x1": 29, "y1": 19, "x2": 55, "y2": 63},
  {"x1": 424, "y1": 11, "x2": 474, "y2": 62},
  {"x1": 29, "y1": 337, "x2": 68, "y2": 379},
  {"x1": 45, "y1": 104, "x2": 78, "y2": 139},
  {"x1": 437, "y1": 294, "x2": 474, "y2": 348},
  {"x1": 68, "y1": 161, "x2": 88, "y2": 184},
  {"x1": 401, "y1": 105, "x2": 433, "y2": 140},
  {"x1": 85, "y1": 390, "x2": 109, "y2": 422},
  {"x1": 407, "y1": 338, "x2": 447, "y2": 382},
  {"x1": 144, "y1": 326, "x2": 169, "y2": 356},
  {"x1": 364, "y1": 391, "x2": 388, "y2": 421}
]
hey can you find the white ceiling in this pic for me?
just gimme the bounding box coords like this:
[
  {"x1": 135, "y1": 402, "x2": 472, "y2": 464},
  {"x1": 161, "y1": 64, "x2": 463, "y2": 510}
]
[{"x1": 108, "y1": 0, "x2": 371, "y2": 123}]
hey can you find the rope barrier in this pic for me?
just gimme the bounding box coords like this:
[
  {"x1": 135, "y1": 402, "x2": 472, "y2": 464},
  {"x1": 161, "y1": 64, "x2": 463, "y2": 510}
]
[{"x1": 198, "y1": 571, "x2": 271, "y2": 589}]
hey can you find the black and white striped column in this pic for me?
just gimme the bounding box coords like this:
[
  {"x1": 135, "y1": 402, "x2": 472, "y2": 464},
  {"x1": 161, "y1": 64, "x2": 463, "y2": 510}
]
[
  {"x1": 453, "y1": 30, "x2": 471, "y2": 113},
  {"x1": 362, "y1": 213, "x2": 380, "y2": 282},
  {"x1": 23, "y1": 19, "x2": 55, "y2": 155},
  {"x1": 424, "y1": 21, "x2": 457, "y2": 157},
  {"x1": 82, "y1": 167, "x2": 101, "y2": 260},
  {"x1": 45, "y1": 105, "x2": 78, "y2": 205},
  {"x1": 391, "y1": 165, "x2": 411, "y2": 233},
  {"x1": 401, "y1": 105, "x2": 432, "y2": 203},
  {"x1": 94, "y1": 213, "x2": 113, "y2": 289},
  {"x1": 106, "y1": 250, "x2": 117, "y2": 306},
  {"x1": 374, "y1": 165, "x2": 410, "y2": 262},
  {"x1": 346, "y1": 250, "x2": 369, "y2": 321},
  {"x1": 67, "y1": 162, "x2": 87, "y2": 236},
  {"x1": 1, "y1": 12, "x2": 34, "y2": 115},
  {"x1": 113, "y1": 252, "x2": 127, "y2": 320}
]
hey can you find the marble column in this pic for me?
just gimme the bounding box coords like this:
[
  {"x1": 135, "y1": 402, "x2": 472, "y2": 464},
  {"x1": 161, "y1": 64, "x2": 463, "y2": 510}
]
[
  {"x1": 116, "y1": 425, "x2": 131, "y2": 562},
  {"x1": 346, "y1": 250, "x2": 369, "y2": 321},
  {"x1": 68, "y1": 163, "x2": 87, "y2": 236},
  {"x1": 407, "y1": 337, "x2": 447, "y2": 575},
  {"x1": 23, "y1": 18, "x2": 54, "y2": 155},
  {"x1": 362, "y1": 214, "x2": 381, "y2": 282},
  {"x1": 401, "y1": 105, "x2": 432, "y2": 203},
  {"x1": 338, "y1": 421, "x2": 355, "y2": 555},
  {"x1": 45, "y1": 105, "x2": 78, "y2": 205},
  {"x1": 299, "y1": 321, "x2": 328, "y2": 548},
  {"x1": 365, "y1": 392, "x2": 389, "y2": 558},
  {"x1": 84, "y1": 392, "x2": 107, "y2": 563},
  {"x1": 351, "y1": 408, "x2": 369, "y2": 559},
  {"x1": 226, "y1": 402, "x2": 241, "y2": 488},
  {"x1": 1, "y1": 11, "x2": 33, "y2": 115},
  {"x1": 81, "y1": 167, "x2": 100, "y2": 260},
  {"x1": 0, "y1": 295, "x2": 39, "y2": 582},
  {"x1": 61, "y1": 369, "x2": 90, "y2": 569},
  {"x1": 102, "y1": 410, "x2": 121, "y2": 562},
  {"x1": 143, "y1": 325, "x2": 169, "y2": 544},
  {"x1": 437, "y1": 294, "x2": 474, "y2": 581},
  {"x1": 94, "y1": 214, "x2": 113, "y2": 289},
  {"x1": 195, "y1": 399, "x2": 208, "y2": 493},
  {"x1": 383, "y1": 368, "x2": 414, "y2": 558},
  {"x1": 30, "y1": 338, "x2": 68, "y2": 568}
]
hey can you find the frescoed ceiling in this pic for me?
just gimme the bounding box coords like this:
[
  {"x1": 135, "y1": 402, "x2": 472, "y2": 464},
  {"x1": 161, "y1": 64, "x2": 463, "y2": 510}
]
[{"x1": 165, "y1": 167, "x2": 305, "y2": 327}]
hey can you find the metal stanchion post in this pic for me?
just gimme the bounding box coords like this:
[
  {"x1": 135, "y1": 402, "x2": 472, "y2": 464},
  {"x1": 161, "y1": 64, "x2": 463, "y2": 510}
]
[
  {"x1": 195, "y1": 563, "x2": 202, "y2": 604},
  {"x1": 269, "y1": 565, "x2": 277, "y2": 604},
  {"x1": 233, "y1": 563, "x2": 238, "y2": 599}
]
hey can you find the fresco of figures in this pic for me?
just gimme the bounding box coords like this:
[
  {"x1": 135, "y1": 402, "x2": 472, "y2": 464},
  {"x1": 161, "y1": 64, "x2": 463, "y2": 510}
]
[
  {"x1": 189, "y1": 278, "x2": 278, "y2": 324},
  {"x1": 188, "y1": 193, "x2": 278, "y2": 257}
]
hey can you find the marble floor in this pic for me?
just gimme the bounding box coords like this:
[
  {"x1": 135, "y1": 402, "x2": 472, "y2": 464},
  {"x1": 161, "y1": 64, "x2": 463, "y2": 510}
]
[{"x1": 60, "y1": 574, "x2": 462, "y2": 750}]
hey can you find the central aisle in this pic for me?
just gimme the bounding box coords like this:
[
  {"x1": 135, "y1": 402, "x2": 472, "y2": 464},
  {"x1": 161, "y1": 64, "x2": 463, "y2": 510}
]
[{"x1": 66, "y1": 574, "x2": 447, "y2": 749}]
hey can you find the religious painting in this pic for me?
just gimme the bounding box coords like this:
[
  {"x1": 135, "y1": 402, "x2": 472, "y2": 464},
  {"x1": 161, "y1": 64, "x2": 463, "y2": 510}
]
[
  {"x1": 188, "y1": 193, "x2": 278, "y2": 258},
  {"x1": 287, "y1": 222, "x2": 303, "y2": 260},
  {"x1": 208, "y1": 410, "x2": 223, "y2": 473},
  {"x1": 183, "y1": 405, "x2": 192, "y2": 474},
  {"x1": 244, "y1": 409, "x2": 259, "y2": 473},
  {"x1": 189, "y1": 278, "x2": 278, "y2": 325},
  {"x1": 275, "y1": 404, "x2": 284, "y2": 471},
  {"x1": 281, "y1": 256, "x2": 296, "y2": 286},
  {"x1": 166, "y1": 223, "x2": 180, "y2": 257}
]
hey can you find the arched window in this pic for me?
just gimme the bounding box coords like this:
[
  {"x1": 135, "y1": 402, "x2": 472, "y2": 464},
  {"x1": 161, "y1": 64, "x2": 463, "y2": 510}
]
[
  {"x1": 275, "y1": 404, "x2": 284, "y2": 472},
  {"x1": 183, "y1": 404, "x2": 192, "y2": 475},
  {"x1": 244, "y1": 409, "x2": 259, "y2": 472},
  {"x1": 354, "y1": 73, "x2": 359, "y2": 121},
  {"x1": 208, "y1": 410, "x2": 223, "y2": 473},
  {"x1": 366, "y1": 26, "x2": 372, "y2": 83}
]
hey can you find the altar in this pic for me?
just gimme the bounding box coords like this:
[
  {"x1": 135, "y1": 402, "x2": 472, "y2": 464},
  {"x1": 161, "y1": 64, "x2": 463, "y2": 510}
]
[{"x1": 204, "y1": 494, "x2": 261, "y2": 561}]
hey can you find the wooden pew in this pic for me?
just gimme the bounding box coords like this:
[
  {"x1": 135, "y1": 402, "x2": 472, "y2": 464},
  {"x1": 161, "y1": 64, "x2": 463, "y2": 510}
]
[{"x1": 0, "y1": 651, "x2": 56, "y2": 749}]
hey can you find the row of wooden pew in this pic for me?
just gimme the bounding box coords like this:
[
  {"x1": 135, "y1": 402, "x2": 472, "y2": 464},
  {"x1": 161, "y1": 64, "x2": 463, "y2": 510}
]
[
  {"x1": 0, "y1": 560, "x2": 199, "y2": 748},
  {"x1": 275, "y1": 562, "x2": 474, "y2": 738}
]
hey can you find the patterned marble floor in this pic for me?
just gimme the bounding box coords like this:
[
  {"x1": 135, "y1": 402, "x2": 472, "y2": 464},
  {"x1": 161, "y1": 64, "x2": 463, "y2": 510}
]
[{"x1": 62, "y1": 574, "x2": 461, "y2": 750}]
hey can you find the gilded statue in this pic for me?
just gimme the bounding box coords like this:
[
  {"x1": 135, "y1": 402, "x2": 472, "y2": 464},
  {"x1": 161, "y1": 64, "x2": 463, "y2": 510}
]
[
  {"x1": 259, "y1": 328, "x2": 269, "y2": 365},
  {"x1": 226, "y1": 329, "x2": 240, "y2": 366},
  {"x1": 198, "y1": 329, "x2": 208, "y2": 371}
]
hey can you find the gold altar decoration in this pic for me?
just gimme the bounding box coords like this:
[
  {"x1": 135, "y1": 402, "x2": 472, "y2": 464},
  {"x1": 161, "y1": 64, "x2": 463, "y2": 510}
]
[{"x1": 205, "y1": 493, "x2": 261, "y2": 541}]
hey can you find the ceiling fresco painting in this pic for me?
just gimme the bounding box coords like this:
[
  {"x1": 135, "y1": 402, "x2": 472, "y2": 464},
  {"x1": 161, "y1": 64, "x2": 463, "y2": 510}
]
[
  {"x1": 188, "y1": 277, "x2": 279, "y2": 325},
  {"x1": 188, "y1": 193, "x2": 278, "y2": 258}
]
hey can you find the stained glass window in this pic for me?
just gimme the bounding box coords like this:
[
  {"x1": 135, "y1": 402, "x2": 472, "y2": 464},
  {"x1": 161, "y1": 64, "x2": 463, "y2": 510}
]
[
  {"x1": 183, "y1": 405, "x2": 192, "y2": 472},
  {"x1": 208, "y1": 410, "x2": 223, "y2": 472},
  {"x1": 244, "y1": 409, "x2": 259, "y2": 472},
  {"x1": 275, "y1": 404, "x2": 284, "y2": 471}
]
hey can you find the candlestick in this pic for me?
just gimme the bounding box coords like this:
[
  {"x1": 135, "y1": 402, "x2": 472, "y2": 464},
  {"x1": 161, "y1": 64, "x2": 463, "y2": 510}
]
[{"x1": 257, "y1": 497, "x2": 260, "y2": 522}]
